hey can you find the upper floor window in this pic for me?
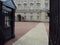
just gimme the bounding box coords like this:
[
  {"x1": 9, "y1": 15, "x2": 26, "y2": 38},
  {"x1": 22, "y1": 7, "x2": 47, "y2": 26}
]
[
  {"x1": 20, "y1": 0, "x2": 23, "y2": 2},
  {"x1": 29, "y1": 0, "x2": 34, "y2": 2},
  {"x1": 17, "y1": 0, "x2": 20, "y2": 3},
  {"x1": 45, "y1": 0, "x2": 48, "y2": 1},
  {"x1": 24, "y1": 3, "x2": 27, "y2": 6},
  {"x1": 17, "y1": 4, "x2": 21, "y2": 10},
  {"x1": 24, "y1": 12, "x2": 26, "y2": 14},
  {"x1": 30, "y1": 3, "x2": 34, "y2": 9},
  {"x1": 37, "y1": 0, "x2": 40, "y2": 2},
  {"x1": 30, "y1": 12, "x2": 33, "y2": 15},
  {"x1": 18, "y1": 4, "x2": 21, "y2": 6},
  {"x1": 37, "y1": 3, "x2": 40, "y2": 7},
  {"x1": 36, "y1": 3, "x2": 40, "y2": 9},
  {"x1": 45, "y1": 3, "x2": 48, "y2": 10},
  {"x1": 30, "y1": 3, "x2": 34, "y2": 6},
  {"x1": 37, "y1": 12, "x2": 39, "y2": 14},
  {"x1": 24, "y1": 0, "x2": 27, "y2": 2},
  {"x1": 24, "y1": 3, "x2": 27, "y2": 10}
]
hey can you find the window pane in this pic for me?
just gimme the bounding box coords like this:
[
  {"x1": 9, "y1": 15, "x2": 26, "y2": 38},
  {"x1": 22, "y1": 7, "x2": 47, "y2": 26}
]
[
  {"x1": 17, "y1": 4, "x2": 22, "y2": 10},
  {"x1": 24, "y1": 16, "x2": 26, "y2": 20},
  {"x1": 29, "y1": 0, "x2": 34, "y2": 2},
  {"x1": 30, "y1": 3, "x2": 34, "y2": 10},
  {"x1": 45, "y1": 3, "x2": 48, "y2": 10},
  {"x1": 37, "y1": 16, "x2": 39, "y2": 19},
  {"x1": 5, "y1": 16, "x2": 10, "y2": 27},
  {"x1": 46, "y1": 16, "x2": 48, "y2": 19},
  {"x1": 45, "y1": 0, "x2": 48, "y2": 1},
  {"x1": 37, "y1": 0, "x2": 41, "y2": 2},
  {"x1": 34, "y1": 3, "x2": 40, "y2": 10},
  {"x1": 24, "y1": 3, "x2": 27, "y2": 10},
  {"x1": 30, "y1": 16, "x2": 33, "y2": 20},
  {"x1": 36, "y1": 3, "x2": 40, "y2": 9},
  {"x1": 24, "y1": 0, "x2": 27, "y2": 2}
]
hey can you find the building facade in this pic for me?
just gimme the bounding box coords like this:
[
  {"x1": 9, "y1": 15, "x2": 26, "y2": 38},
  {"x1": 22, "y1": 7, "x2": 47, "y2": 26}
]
[{"x1": 13, "y1": 0, "x2": 49, "y2": 22}]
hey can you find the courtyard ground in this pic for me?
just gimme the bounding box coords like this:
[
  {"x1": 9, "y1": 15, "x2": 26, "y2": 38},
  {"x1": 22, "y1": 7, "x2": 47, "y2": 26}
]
[{"x1": 5, "y1": 22, "x2": 49, "y2": 45}]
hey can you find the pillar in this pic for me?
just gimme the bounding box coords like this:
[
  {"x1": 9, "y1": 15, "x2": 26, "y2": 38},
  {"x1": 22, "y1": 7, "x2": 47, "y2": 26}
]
[
  {"x1": 40, "y1": 11, "x2": 46, "y2": 22},
  {"x1": 49, "y1": 0, "x2": 59, "y2": 45}
]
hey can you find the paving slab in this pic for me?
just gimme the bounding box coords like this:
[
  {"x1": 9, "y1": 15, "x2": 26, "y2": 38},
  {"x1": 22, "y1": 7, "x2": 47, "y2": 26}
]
[{"x1": 13, "y1": 23, "x2": 48, "y2": 45}]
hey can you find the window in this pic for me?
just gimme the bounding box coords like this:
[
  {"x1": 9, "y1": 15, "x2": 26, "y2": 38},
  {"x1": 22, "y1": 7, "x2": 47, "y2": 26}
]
[
  {"x1": 24, "y1": 13, "x2": 26, "y2": 20},
  {"x1": 17, "y1": 4, "x2": 21, "y2": 10},
  {"x1": 30, "y1": 16, "x2": 33, "y2": 20},
  {"x1": 37, "y1": 16, "x2": 39, "y2": 19},
  {"x1": 24, "y1": 16, "x2": 26, "y2": 20},
  {"x1": 24, "y1": 3, "x2": 27, "y2": 10},
  {"x1": 17, "y1": 0, "x2": 20, "y2": 3},
  {"x1": 24, "y1": 0, "x2": 27, "y2": 2},
  {"x1": 45, "y1": 3, "x2": 48, "y2": 10},
  {"x1": 18, "y1": 4, "x2": 21, "y2": 6},
  {"x1": 36, "y1": 3, "x2": 40, "y2": 10},
  {"x1": 20, "y1": 0, "x2": 23, "y2": 2},
  {"x1": 37, "y1": 12, "x2": 39, "y2": 14},
  {"x1": 30, "y1": 12, "x2": 33, "y2": 16},
  {"x1": 45, "y1": 0, "x2": 48, "y2": 1},
  {"x1": 30, "y1": 12, "x2": 33, "y2": 14},
  {"x1": 24, "y1": 12, "x2": 26, "y2": 14},
  {"x1": 30, "y1": 3, "x2": 34, "y2": 6},
  {"x1": 37, "y1": 0, "x2": 40, "y2": 2},
  {"x1": 5, "y1": 16, "x2": 10, "y2": 27},
  {"x1": 29, "y1": 0, "x2": 34, "y2": 2},
  {"x1": 30, "y1": 3, "x2": 34, "y2": 10},
  {"x1": 46, "y1": 16, "x2": 48, "y2": 19}
]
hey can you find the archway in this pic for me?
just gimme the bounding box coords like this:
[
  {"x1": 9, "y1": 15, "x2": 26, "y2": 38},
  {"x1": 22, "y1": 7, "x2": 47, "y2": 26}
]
[{"x1": 17, "y1": 14, "x2": 21, "y2": 21}]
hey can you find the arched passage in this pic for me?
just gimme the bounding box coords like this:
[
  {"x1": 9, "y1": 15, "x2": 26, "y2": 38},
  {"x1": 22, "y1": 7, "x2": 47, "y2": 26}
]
[{"x1": 17, "y1": 14, "x2": 21, "y2": 21}]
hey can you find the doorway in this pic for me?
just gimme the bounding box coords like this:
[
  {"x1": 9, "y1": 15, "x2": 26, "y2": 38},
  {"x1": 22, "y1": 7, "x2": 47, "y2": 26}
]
[{"x1": 17, "y1": 14, "x2": 21, "y2": 21}]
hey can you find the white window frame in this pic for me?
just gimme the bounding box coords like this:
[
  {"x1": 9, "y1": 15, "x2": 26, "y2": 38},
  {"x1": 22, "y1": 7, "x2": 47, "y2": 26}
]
[
  {"x1": 24, "y1": 3, "x2": 27, "y2": 10},
  {"x1": 17, "y1": 4, "x2": 22, "y2": 10},
  {"x1": 45, "y1": 3, "x2": 48, "y2": 10}
]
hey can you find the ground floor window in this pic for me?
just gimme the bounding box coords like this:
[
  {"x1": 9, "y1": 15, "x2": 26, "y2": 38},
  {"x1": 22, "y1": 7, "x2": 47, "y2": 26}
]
[
  {"x1": 37, "y1": 16, "x2": 39, "y2": 20},
  {"x1": 5, "y1": 15, "x2": 11, "y2": 28},
  {"x1": 30, "y1": 16, "x2": 33, "y2": 20}
]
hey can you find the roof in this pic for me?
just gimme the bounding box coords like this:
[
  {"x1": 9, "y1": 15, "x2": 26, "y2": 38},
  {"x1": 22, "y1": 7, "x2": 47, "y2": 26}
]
[{"x1": 0, "y1": 0, "x2": 16, "y2": 9}]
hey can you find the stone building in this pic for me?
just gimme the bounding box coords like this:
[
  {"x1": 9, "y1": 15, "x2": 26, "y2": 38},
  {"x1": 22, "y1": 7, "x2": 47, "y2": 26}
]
[{"x1": 13, "y1": 0, "x2": 49, "y2": 22}]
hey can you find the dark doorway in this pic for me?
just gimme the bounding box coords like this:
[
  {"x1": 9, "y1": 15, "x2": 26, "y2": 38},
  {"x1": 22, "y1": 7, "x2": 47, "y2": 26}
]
[{"x1": 17, "y1": 14, "x2": 21, "y2": 21}]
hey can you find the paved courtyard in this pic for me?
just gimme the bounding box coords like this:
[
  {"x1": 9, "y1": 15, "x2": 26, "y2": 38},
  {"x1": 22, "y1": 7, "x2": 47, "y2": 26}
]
[{"x1": 5, "y1": 22, "x2": 49, "y2": 45}]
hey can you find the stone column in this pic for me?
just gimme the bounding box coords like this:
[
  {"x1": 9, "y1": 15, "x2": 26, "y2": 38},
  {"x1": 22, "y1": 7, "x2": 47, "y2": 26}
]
[{"x1": 40, "y1": 11, "x2": 46, "y2": 22}]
